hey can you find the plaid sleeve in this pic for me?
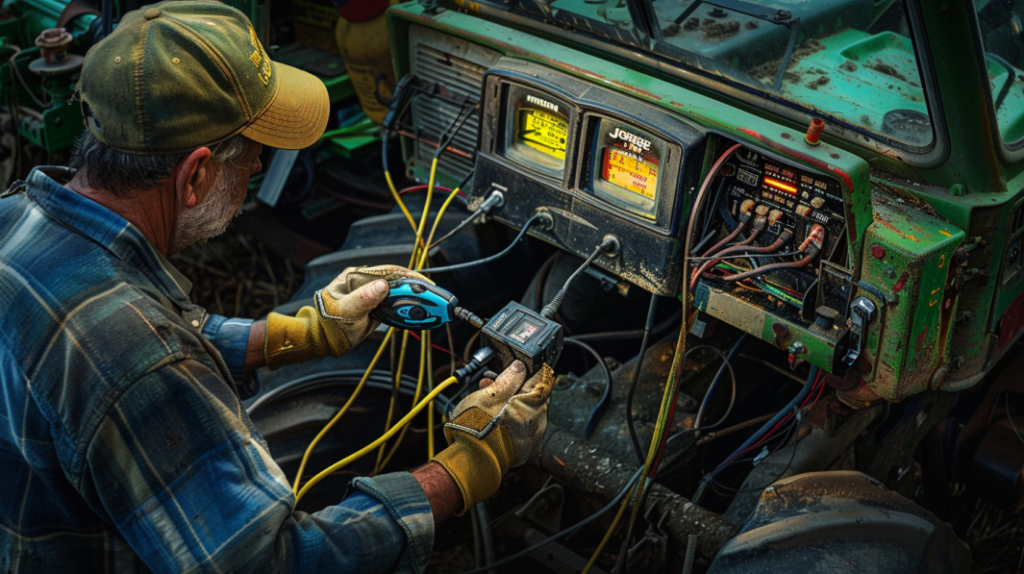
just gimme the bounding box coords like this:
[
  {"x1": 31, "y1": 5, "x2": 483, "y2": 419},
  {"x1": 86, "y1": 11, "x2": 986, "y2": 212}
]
[
  {"x1": 200, "y1": 315, "x2": 253, "y2": 383},
  {"x1": 80, "y1": 358, "x2": 435, "y2": 574}
]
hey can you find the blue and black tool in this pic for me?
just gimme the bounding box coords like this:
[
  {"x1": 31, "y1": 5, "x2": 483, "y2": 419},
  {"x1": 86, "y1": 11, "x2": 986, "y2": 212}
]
[{"x1": 371, "y1": 278, "x2": 484, "y2": 330}]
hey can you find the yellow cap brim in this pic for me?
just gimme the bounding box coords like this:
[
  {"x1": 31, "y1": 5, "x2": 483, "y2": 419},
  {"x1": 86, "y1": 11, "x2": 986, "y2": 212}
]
[{"x1": 242, "y1": 63, "x2": 329, "y2": 150}]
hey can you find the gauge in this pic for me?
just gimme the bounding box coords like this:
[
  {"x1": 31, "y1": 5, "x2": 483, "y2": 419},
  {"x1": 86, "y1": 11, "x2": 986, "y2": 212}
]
[
  {"x1": 504, "y1": 86, "x2": 573, "y2": 180},
  {"x1": 602, "y1": 147, "x2": 658, "y2": 200},
  {"x1": 519, "y1": 108, "x2": 568, "y2": 160},
  {"x1": 589, "y1": 118, "x2": 666, "y2": 220}
]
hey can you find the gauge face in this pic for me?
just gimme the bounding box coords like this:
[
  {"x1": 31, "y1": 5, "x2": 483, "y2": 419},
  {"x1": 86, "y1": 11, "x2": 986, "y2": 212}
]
[
  {"x1": 504, "y1": 87, "x2": 572, "y2": 179},
  {"x1": 519, "y1": 108, "x2": 568, "y2": 161},
  {"x1": 602, "y1": 147, "x2": 658, "y2": 200},
  {"x1": 590, "y1": 119, "x2": 665, "y2": 220}
]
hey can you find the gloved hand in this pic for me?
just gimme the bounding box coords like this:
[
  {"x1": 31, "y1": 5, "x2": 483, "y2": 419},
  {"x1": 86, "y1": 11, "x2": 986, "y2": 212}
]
[
  {"x1": 433, "y1": 360, "x2": 554, "y2": 514},
  {"x1": 264, "y1": 265, "x2": 430, "y2": 369}
]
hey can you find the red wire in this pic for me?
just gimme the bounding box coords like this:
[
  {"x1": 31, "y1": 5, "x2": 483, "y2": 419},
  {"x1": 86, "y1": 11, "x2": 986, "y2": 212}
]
[
  {"x1": 398, "y1": 184, "x2": 464, "y2": 198},
  {"x1": 407, "y1": 331, "x2": 453, "y2": 355},
  {"x1": 715, "y1": 371, "x2": 825, "y2": 471}
]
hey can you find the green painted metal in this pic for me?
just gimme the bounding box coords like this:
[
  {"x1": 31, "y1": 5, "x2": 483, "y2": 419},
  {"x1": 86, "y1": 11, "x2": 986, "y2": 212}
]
[
  {"x1": 694, "y1": 282, "x2": 841, "y2": 373},
  {"x1": 857, "y1": 184, "x2": 964, "y2": 401}
]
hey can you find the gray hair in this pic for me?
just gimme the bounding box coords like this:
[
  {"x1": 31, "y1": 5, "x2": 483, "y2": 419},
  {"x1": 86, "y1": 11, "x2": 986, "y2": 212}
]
[{"x1": 69, "y1": 131, "x2": 255, "y2": 197}]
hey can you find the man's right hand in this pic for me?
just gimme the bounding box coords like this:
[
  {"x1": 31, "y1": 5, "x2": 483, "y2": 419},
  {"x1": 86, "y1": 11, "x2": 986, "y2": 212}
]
[
  {"x1": 432, "y1": 360, "x2": 554, "y2": 515},
  {"x1": 263, "y1": 265, "x2": 429, "y2": 369}
]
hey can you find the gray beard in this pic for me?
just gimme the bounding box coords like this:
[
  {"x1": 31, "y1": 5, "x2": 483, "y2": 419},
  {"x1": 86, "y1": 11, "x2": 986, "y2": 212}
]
[{"x1": 168, "y1": 166, "x2": 241, "y2": 254}]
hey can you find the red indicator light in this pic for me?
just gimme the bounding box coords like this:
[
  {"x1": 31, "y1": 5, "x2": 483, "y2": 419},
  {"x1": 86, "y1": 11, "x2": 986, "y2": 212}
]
[{"x1": 764, "y1": 176, "x2": 798, "y2": 195}]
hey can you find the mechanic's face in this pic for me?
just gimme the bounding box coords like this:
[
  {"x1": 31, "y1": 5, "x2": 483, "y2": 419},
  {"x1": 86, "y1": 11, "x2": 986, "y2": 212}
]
[{"x1": 168, "y1": 140, "x2": 263, "y2": 254}]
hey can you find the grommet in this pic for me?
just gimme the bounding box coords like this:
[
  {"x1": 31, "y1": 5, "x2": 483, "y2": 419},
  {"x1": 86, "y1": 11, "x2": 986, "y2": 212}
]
[
  {"x1": 114, "y1": 56, "x2": 121, "y2": 63},
  {"x1": 172, "y1": 57, "x2": 180, "y2": 64}
]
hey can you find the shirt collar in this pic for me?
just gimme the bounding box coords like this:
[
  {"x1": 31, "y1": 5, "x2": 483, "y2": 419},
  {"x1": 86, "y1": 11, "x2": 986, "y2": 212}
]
[{"x1": 25, "y1": 167, "x2": 195, "y2": 308}]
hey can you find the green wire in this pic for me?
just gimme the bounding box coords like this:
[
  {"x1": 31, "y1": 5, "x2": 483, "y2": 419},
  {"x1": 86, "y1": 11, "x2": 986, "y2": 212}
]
[{"x1": 714, "y1": 262, "x2": 803, "y2": 307}]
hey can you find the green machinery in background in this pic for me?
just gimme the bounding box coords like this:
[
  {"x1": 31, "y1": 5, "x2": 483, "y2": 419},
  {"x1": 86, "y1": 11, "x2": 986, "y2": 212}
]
[{"x1": 0, "y1": 0, "x2": 369, "y2": 173}]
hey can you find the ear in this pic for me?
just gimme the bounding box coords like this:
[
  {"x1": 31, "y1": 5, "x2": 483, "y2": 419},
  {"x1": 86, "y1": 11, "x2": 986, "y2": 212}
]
[{"x1": 175, "y1": 147, "x2": 213, "y2": 208}]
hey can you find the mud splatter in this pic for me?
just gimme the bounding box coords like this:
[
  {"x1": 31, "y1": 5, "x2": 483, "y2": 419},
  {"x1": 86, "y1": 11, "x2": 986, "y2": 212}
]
[
  {"x1": 840, "y1": 60, "x2": 858, "y2": 72},
  {"x1": 866, "y1": 59, "x2": 908, "y2": 82},
  {"x1": 701, "y1": 18, "x2": 741, "y2": 40},
  {"x1": 805, "y1": 76, "x2": 831, "y2": 90}
]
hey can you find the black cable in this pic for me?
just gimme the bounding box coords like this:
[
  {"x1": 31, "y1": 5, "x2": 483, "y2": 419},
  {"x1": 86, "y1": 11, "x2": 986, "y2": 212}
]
[
  {"x1": 540, "y1": 239, "x2": 615, "y2": 319},
  {"x1": 693, "y1": 335, "x2": 748, "y2": 432},
  {"x1": 568, "y1": 307, "x2": 679, "y2": 343},
  {"x1": 433, "y1": 100, "x2": 477, "y2": 161},
  {"x1": 460, "y1": 467, "x2": 644, "y2": 574},
  {"x1": 564, "y1": 337, "x2": 613, "y2": 439},
  {"x1": 425, "y1": 214, "x2": 543, "y2": 275},
  {"x1": 626, "y1": 294, "x2": 658, "y2": 464},
  {"x1": 246, "y1": 370, "x2": 453, "y2": 415},
  {"x1": 475, "y1": 501, "x2": 496, "y2": 572},
  {"x1": 692, "y1": 366, "x2": 819, "y2": 504},
  {"x1": 709, "y1": 408, "x2": 803, "y2": 496}
]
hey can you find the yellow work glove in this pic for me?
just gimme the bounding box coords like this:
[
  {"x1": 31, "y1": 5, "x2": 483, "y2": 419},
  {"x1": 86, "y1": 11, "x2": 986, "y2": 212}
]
[
  {"x1": 264, "y1": 265, "x2": 430, "y2": 369},
  {"x1": 433, "y1": 360, "x2": 554, "y2": 515}
]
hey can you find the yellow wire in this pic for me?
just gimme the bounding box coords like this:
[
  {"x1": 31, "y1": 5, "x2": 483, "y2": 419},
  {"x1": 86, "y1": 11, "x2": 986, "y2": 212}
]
[
  {"x1": 426, "y1": 332, "x2": 436, "y2": 459},
  {"x1": 417, "y1": 186, "x2": 462, "y2": 270},
  {"x1": 408, "y1": 158, "x2": 439, "y2": 268},
  {"x1": 373, "y1": 330, "x2": 411, "y2": 474},
  {"x1": 291, "y1": 328, "x2": 395, "y2": 494},
  {"x1": 294, "y1": 375, "x2": 461, "y2": 507},
  {"x1": 385, "y1": 170, "x2": 419, "y2": 235},
  {"x1": 378, "y1": 329, "x2": 427, "y2": 472},
  {"x1": 581, "y1": 480, "x2": 642, "y2": 574}
]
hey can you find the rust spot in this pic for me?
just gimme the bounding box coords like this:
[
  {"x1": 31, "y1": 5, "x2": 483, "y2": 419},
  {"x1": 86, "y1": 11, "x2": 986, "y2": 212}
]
[
  {"x1": 878, "y1": 218, "x2": 920, "y2": 242},
  {"x1": 871, "y1": 244, "x2": 886, "y2": 259},
  {"x1": 609, "y1": 80, "x2": 663, "y2": 101},
  {"x1": 893, "y1": 271, "x2": 909, "y2": 293}
]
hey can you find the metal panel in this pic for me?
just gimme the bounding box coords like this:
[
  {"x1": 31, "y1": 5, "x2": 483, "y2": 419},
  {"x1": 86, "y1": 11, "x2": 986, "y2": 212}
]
[{"x1": 408, "y1": 25, "x2": 501, "y2": 183}]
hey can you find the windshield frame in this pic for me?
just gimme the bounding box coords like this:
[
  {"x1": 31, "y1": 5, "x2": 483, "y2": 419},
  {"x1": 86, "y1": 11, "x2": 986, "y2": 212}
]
[
  {"x1": 967, "y1": 1, "x2": 1024, "y2": 164},
  {"x1": 489, "y1": 0, "x2": 950, "y2": 168}
]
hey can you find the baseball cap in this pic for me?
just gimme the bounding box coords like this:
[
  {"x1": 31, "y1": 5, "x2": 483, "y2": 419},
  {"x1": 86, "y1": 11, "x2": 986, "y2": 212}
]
[{"x1": 78, "y1": 0, "x2": 329, "y2": 154}]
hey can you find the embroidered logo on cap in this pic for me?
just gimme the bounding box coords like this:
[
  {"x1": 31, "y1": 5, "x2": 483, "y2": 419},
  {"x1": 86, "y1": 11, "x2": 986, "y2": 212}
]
[{"x1": 247, "y1": 25, "x2": 271, "y2": 86}]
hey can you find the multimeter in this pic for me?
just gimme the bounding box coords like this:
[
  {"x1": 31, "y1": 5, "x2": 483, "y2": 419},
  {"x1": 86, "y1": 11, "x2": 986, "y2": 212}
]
[
  {"x1": 371, "y1": 278, "x2": 458, "y2": 330},
  {"x1": 482, "y1": 301, "x2": 563, "y2": 377}
]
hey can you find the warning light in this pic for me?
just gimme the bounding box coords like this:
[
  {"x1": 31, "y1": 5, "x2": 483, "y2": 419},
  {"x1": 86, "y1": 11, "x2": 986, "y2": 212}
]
[{"x1": 764, "y1": 176, "x2": 798, "y2": 195}]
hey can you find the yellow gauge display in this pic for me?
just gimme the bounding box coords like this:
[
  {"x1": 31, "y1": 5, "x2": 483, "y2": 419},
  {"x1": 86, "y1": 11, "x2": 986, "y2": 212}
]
[
  {"x1": 518, "y1": 108, "x2": 568, "y2": 160},
  {"x1": 601, "y1": 147, "x2": 658, "y2": 200}
]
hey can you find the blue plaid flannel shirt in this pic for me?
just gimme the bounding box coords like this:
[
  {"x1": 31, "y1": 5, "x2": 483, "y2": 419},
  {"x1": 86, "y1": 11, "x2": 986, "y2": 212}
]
[{"x1": 0, "y1": 168, "x2": 435, "y2": 573}]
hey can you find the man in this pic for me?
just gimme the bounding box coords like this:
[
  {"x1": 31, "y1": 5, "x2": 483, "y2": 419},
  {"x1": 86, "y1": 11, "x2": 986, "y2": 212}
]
[{"x1": 0, "y1": 2, "x2": 552, "y2": 572}]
